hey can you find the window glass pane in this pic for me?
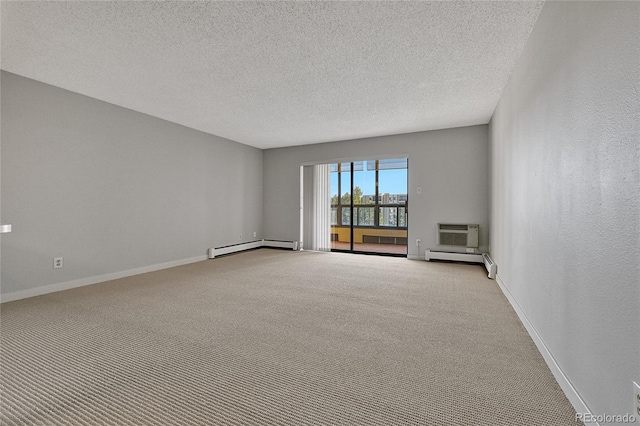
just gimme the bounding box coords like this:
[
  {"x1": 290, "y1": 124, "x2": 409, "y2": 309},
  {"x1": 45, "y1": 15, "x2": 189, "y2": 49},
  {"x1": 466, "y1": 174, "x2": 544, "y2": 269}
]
[
  {"x1": 341, "y1": 207, "x2": 351, "y2": 225},
  {"x1": 340, "y1": 171, "x2": 351, "y2": 205},
  {"x1": 331, "y1": 207, "x2": 337, "y2": 225},
  {"x1": 398, "y1": 207, "x2": 406, "y2": 227},
  {"x1": 353, "y1": 160, "x2": 375, "y2": 206},
  {"x1": 355, "y1": 206, "x2": 375, "y2": 226},
  {"x1": 330, "y1": 165, "x2": 339, "y2": 205},
  {"x1": 379, "y1": 207, "x2": 398, "y2": 227},
  {"x1": 379, "y1": 168, "x2": 407, "y2": 205},
  {"x1": 378, "y1": 158, "x2": 408, "y2": 170}
]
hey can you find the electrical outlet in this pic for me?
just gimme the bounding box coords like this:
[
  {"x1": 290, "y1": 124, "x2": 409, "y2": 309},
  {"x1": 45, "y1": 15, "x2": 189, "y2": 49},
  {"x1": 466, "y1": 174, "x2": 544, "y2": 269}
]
[
  {"x1": 239, "y1": 233, "x2": 243, "y2": 240},
  {"x1": 634, "y1": 381, "x2": 640, "y2": 419},
  {"x1": 416, "y1": 239, "x2": 421, "y2": 246},
  {"x1": 466, "y1": 248, "x2": 475, "y2": 253},
  {"x1": 416, "y1": 186, "x2": 422, "y2": 194},
  {"x1": 53, "y1": 257, "x2": 63, "y2": 269},
  {"x1": 253, "y1": 232, "x2": 257, "y2": 238}
]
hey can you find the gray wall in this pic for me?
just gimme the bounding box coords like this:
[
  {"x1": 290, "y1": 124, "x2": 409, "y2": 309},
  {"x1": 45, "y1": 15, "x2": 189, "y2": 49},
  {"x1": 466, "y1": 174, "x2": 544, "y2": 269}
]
[
  {"x1": 489, "y1": 1, "x2": 639, "y2": 418},
  {"x1": 263, "y1": 125, "x2": 489, "y2": 259},
  {"x1": 1, "y1": 71, "x2": 263, "y2": 296}
]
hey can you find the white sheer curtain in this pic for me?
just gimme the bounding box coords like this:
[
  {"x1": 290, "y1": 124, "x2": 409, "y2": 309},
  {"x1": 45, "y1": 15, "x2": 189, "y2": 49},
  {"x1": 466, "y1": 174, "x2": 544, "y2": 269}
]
[
  {"x1": 301, "y1": 164, "x2": 331, "y2": 251},
  {"x1": 311, "y1": 164, "x2": 331, "y2": 251}
]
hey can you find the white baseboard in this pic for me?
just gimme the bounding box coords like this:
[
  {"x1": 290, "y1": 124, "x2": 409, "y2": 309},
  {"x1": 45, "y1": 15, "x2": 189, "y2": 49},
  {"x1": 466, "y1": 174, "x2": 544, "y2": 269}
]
[
  {"x1": 494, "y1": 274, "x2": 593, "y2": 422},
  {"x1": 1, "y1": 255, "x2": 208, "y2": 303},
  {"x1": 407, "y1": 254, "x2": 423, "y2": 260}
]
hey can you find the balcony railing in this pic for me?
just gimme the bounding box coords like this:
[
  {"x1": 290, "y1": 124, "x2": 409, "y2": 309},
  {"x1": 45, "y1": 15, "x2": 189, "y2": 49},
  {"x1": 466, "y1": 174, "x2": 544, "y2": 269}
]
[{"x1": 331, "y1": 204, "x2": 407, "y2": 228}]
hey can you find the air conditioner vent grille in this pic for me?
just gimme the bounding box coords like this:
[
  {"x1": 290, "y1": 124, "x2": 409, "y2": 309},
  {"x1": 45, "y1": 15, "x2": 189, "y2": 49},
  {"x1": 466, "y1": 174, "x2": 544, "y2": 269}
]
[
  {"x1": 437, "y1": 223, "x2": 479, "y2": 248},
  {"x1": 439, "y1": 224, "x2": 469, "y2": 231},
  {"x1": 439, "y1": 233, "x2": 468, "y2": 246}
]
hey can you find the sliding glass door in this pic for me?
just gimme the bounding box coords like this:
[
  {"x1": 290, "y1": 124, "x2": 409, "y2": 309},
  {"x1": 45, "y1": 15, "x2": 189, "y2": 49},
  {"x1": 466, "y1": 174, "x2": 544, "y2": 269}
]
[{"x1": 330, "y1": 158, "x2": 408, "y2": 256}]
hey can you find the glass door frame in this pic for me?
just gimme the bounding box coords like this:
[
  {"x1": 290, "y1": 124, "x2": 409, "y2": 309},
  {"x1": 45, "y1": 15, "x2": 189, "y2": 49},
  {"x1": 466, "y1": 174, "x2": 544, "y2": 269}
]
[{"x1": 331, "y1": 159, "x2": 408, "y2": 257}]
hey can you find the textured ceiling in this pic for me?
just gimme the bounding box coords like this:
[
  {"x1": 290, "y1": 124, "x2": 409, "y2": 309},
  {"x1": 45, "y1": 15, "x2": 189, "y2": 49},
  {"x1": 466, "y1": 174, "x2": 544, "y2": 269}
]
[{"x1": 1, "y1": 1, "x2": 544, "y2": 149}]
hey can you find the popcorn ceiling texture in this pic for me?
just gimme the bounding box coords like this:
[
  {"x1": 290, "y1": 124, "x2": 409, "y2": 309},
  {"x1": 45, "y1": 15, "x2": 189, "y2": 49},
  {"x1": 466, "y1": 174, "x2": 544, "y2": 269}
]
[{"x1": 1, "y1": 1, "x2": 543, "y2": 148}]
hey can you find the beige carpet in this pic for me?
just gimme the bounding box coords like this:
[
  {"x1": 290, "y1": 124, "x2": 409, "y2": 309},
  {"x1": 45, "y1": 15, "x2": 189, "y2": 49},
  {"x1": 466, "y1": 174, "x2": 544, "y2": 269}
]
[{"x1": 1, "y1": 249, "x2": 580, "y2": 425}]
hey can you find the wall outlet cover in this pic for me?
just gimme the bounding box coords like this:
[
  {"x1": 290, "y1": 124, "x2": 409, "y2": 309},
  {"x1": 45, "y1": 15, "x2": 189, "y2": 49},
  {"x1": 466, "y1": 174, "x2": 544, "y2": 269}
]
[{"x1": 53, "y1": 257, "x2": 63, "y2": 269}]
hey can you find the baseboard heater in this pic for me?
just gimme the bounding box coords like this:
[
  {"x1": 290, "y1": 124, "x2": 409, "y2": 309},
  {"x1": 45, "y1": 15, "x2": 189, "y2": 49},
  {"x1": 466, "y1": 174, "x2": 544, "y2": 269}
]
[
  {"x1": 208, "y1": 239, "x2": 299, "y2": 259},
  {"x1": 425, "y1": 249, "x2": 483, "y2": 263},
  {"x1": 425, "y1": 250, "x2": 497, "y2": 280},
  {"x1": 263, "y1": 240, "x2": 299, "y2": 250},
  {"x1": 482, "y1": 253, "x2": 497, "y2": 279}
]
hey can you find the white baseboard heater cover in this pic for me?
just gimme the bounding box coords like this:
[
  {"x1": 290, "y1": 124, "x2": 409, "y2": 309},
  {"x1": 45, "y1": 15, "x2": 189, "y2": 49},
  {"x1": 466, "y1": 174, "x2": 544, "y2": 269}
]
[
  {"x1": 208, "y1": 240, "x2": 299, "y2": 259},
  {"x1": 482, "y1": 253, "x2": 497, "y2": 279},
  {"x1": 263, "y1": 240, "x2": 299, "y2": 250},
  {"x1": 425, "y1": 250, "x2": 483, "y2": 263},
  {"x1": 208, "y1": 241, "x2": 263, "y2": 258},
  {"x1": 424, "y1": 250, "x2": 497, "y2": 280}
]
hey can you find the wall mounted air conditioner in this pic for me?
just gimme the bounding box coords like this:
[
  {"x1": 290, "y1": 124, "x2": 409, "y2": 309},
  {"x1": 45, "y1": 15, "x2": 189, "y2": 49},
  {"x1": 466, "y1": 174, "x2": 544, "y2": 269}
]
[{"x1": 437, "y1": 224, "x2": 479, "y2": 248}]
